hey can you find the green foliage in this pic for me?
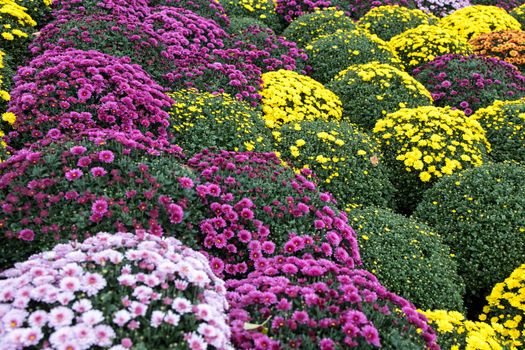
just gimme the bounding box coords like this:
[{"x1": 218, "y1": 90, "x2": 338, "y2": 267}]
[
  {"x1": 349, "y1": 207, "x2": 465, "y2": 311},
  {"x1": 220, "y1": 0, "x2": 284, "y2": 33},
  {"x1": 414, "y1": 162, "x2": 525, "y2": 304},
  {"x1": 227, "y1": 16, "x2": 270, "y2": 34}
]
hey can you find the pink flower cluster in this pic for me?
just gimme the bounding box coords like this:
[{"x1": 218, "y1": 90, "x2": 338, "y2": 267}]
[
  {"x1": 274, "y1": 0, "x2": 332, "y2": 23},
  {"x1": 0, "y1": 231, "x2": 233, "y2": 350},
  {"x1": 6, "y1": 49, "x2": 173, "y2": 149},
  {"x1": 53, "y1": 0, "x2": 152, "y2": 21},
  {"x1": 148, "y1": 0, "x2": 230, "y2": 27},
  {"x1": 226, "y1": 257, "x2": 439, "y2": 349},
  {"x1": 188, "y1": 150, "x2": 361, "y2": 277}
]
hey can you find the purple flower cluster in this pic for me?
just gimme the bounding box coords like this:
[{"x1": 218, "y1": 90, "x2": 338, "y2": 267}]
[
  {"x1": 470, "y1": 0, "x2": 525, "y2": 11},
  {"x1": 416, "y1": 0, "x2": 471, "y2": 17},
  {"x1": 0, "y1": 130, "x2": 195, "y2": 267},
  {"x1": 5, "y1": 49, "x2": 173, "y2": 149},
  {"x1": 52, "y1": 0, "x2": 152, "y2": 21},
  {"x1": 226, "y1": 257, "x2": 439, "y2": 349},
  {"x1": 274, "y1": 0, "x2": 332, "y2": 23},
  {"x1": 413, "y1": 54, "x2": 525, "y2": 115},
  {"x1": 188, "y1": 150, "x2": 361, "y2": 278},
  {"x1": 228, "y1": 23, "x2": 310, "y2": 74},
  {"x1": 0, "y1": 231, "x2": 233, "y2": 350}
]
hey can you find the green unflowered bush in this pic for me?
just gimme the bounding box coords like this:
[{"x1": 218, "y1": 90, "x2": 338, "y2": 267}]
[
  {"x1": 349, "y1": 207, "x2": 465, "y2": 310},
  {"x1": 168, "y1": 89, "x2": 272, "y2": 156},
  {"x1": 305, "y1": 29, "x2": 403, "y2": 84},
  {"x1": 327, "y1": 62, "x2": 432, "y2": 130},
  {"x1": 227, "y1": 16, "x2": 270, "y2": 34},
  {"x1": 358, "y1": 5, "x2": 438, "y2": 42},
  {"x1": 281, "y1": 7, "x2": 357, "y2": 48},
  {"x1": 472, "y1": 99, "x2": 525, "y2": 163},
  {"x1": 273, "y1": 120, "x2": 396, "y2": 210},
  {"x1": 414, "y1": 162, "x2": 525, "y2": 304}
]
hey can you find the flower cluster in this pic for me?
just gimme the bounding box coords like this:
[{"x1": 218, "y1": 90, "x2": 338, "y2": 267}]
[
  {"x1": 12, "y1": 0, "x2": 52, "y2": 26},
  {"x1": 0, "y1": 231, "x2": 233, "y2": 350},
  {"x1": 29, "y1": 14, "x2": 170, "y2": 83},
  {"x1": 439, "y1": 5, "x2": 521, "y2": 41},
  {"x1": 511, "y1": 3, "x2": 525, "y2": 28},
  {"x1": 374, "y1": 106, "x2": 490, "y2": 212},
  {"x1": 227, "y1": 22, "x2": 310, "y2": 74},
  {"x1": 0, "y1": 49, "x2": 12, "y2": 114},
  {"x1": 260, "y1": 69, "x2": 342, "y2": 128},
  {"x1": 469, "y1": 30, "x2": 525, "y2": 71},
  {"x1": 349, "y1": 207, "x2": 465, "y2": 310},
  {"x1": 281, "y1": 7, "x2": 358, "y2": 48},
  {"x1": 357, "y1": 5, "x2": 438, "y2": 42},
  {"x1": 220, "y1": 0, "x2": 283, "y2": 33},
  {"x1": 274, "y1": 0, "x2": 331, "y2": 23},
  {"x1": 415, "y1": 0, "x2": 471, "y2": 17},
  {"x1": 389, "y1": 24, "x2": 471, "y2": 69},
  {"x1": 421, "y1": 310, "x2": 512, "y2": 349},
  {"x1": 305, "y1": 29, "x2": 403, "y2": 84},
  {"x1": 0, "y1": 0, "x2": 37, "y2": 62},
  {"x1": 5, "y1": 49, "x2": 173, "y2": 149},
  {"x1": 53, "y1": 0, "x2": 151, "y2": 21},
  {"x1": 168, "y1": 89, "x2": 272, "y2": 156},
  {"x1": 481, "y1": 263, "x2": 525, "y2": 349},
  {"x1": 414, "y1": 162, "x2": 525, "y2": 306},
  {"x1": 188, "y1": 150, "x2": 362, "y2": 277},
  {"x1": 0, "y1": 131, "x2": 197, "y2": 268},
  {"x1": 327, "y1": 62, "x2": 433, "y2": 129},
  {"x1": 413, "y1": 54, "x2": 525, "y2": 115},
  {"x1": 147, "y1": 0, "x2": 230, "y2": 28},
  {"x1": 227, "y1": 258, "x2": 439, "y2": 349},
  {"x1": 472, "y1": 99, "x2": 525, "y2": 163},
  {"x1": 273, "y1": 120, "x2": 396, "y2": 210}
]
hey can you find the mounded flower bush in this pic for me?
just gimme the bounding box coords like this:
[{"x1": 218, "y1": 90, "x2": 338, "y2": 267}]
[
  {"x1": 511, "y1": 3, "x2": 525, "y2": 28},
  {"x1": 348, "y1": 207, "x2": 465, "y2": 310},
  {"x1": 414, "y1": 162, "x2": 525, "y2": 305},
  {"x1": 29, "y1": 14, "x2": 170, "y2": 83},
  {"x1": 439, "y1": 5, "x2": 522, "y2": 41},
  {"x1": 188, "y1": 150, "x2": 362, "y2": 277},
  {"x1": 472, "y1": 99, "x2": 525, "y2": 163},
  {"x1": 260, "y1": 69, "x2": 342, "y2": 128},
  {"x1": 52, "y1": 0, "x2": 151, "y2": 21},
  {"x1": 226, "y1": 16, "x2": 269, "y2": 34},
  {"x1": 0, "y1": 0, "x2": 37, "y2": 62},
  {"x1": 389, "y1": 25, "x2": 471, "y2": 70},
  {"x1": 469, "y1": 30, "x2": 525, "y2": 71},
  {"x1": 15, "y1": 0, "x2": 53, "y2": 26},
  {"x1": 0, "y1": 231, "x2": 233, "y2": 350},
  {"x1": 273, "y1": 120, "x2": 396, "y2": 210},
  {"x1": 421, "y1": 310, "x2": 512, "y2": 349},
  {"x1": 0, "y1": 131, "x2": 196, "y2": 268},
  {"x1": 480, "y1": 263, "x2": 525, "y2": 349},
  {"x1": 227, "y1": 258, "x2": 440, "y2": 349},
  {"x1": 357, "y1": 5, "x2": 438, "y2": 42},
  {"x1": 220, "y1": 0, "x2": 284, "y2": 33},
  {"x1": 327, "y1": 62, "x2": 433, "y2": 130},
  {"x1": 471, "y1": 0, "x2": 525, "y2": 11},
  {"x1": 373, "y1": 106, "x2": 490, "y2": 213},
  {"x1": 146, "y1": 0, "x2": 230, "y2": 28},
  {"x1": 414, "y1": 0, "x2": 471, "y2": 17},
  {"x1": 305, "y1": 29, "x2": 403, "y2": 84},
  {"x1": 281, "y1": 7, "x2": 358, "y2": 48},
  {"x1": 5, "y1": 49, "x2": 173, "y2": 149},
  {"x1": 332, "y1": 0, "x2": 419, "y2": 20},
  {"x1": 227, "y1": 22, "x2": 309, "y2": 74},
  {"x1": 413, "y1": 54, "x2": 525, "y2": 115},
  {"x1": 168, "y1": 89, "x2": 272, "y2": 156}
]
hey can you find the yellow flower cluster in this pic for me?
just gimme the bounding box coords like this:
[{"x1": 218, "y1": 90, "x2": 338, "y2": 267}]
[
  {"x1": 0, "y1": 49, "x2": 9, "y2": 104},
  {"x1": 480, "y1": 263, "x2": 525, "y2": 349},
  {"x1": 373, "y1": 106, "x2": 490, "y2": 183},
  {"x1": 327, "y1": 62, "x2": 432, "y2": 129},
  {"x1": 260, "y1": 69, "x2": 342, "y2": 128},
  {"x1": 471, "y1": 99, "x2": 525, "y2": 163},
  {"x1": 221, "y1": 0, "x2": 276, "y2": 22},
  {"x1": 358, "y1": 5, "x2": 438, "y2": 41},
  {"x1": 168, "y1": 89, "x2": 270, "y2": 154},
  {"x1": 421, "y1": 309, "x2": 513, "y2": 350},
  {"x1": 439, "y1": 5, "x2": 521, "y2": 42},
  {"x1": 0, "y1": 0, "x2": 36, "y2": 42},
  {"x1": 389, "y1": 24, "x2": 471, "y2": 69},
  {"x1": 511, "y1": 4, "x2": 525, "y2": 28}
]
